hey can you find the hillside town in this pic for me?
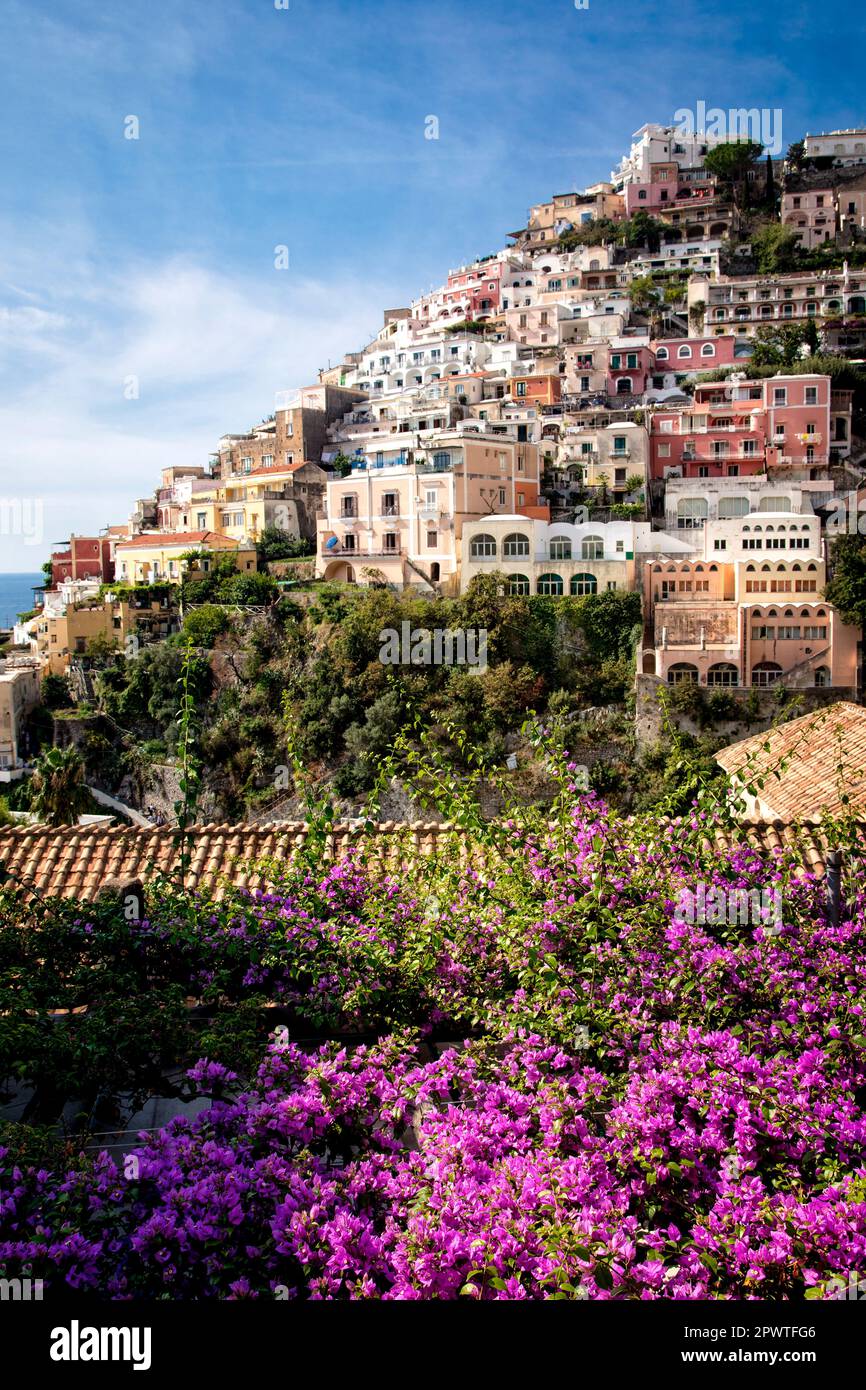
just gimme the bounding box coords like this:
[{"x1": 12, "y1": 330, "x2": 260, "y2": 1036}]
[
  {"x1": 3, "y1": 117, "x2": 866, "y2": 812},
  {"x1": 4, "y1": 0, "x2": 866, "y2": 1326}
]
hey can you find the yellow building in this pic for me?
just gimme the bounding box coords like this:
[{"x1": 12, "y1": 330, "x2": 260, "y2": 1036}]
[
  {"x1": 35, "y1": 595, "x2": 179, "y2": 674},
  {"x1": 113, "y1": 531, "x2": 257, "y2": 585},
  {"x1": 0, "y1": 664, "x2": 40, "y2": 776}
]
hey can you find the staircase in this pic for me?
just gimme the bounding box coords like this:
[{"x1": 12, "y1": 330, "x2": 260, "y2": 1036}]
[{"x1": 403, "y1": 555, "x2": 441, "y2": 594}]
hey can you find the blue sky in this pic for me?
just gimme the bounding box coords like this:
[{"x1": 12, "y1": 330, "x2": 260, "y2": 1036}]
[{"x1": 0, "y1": 0, "x2": 864, "y2": 569}]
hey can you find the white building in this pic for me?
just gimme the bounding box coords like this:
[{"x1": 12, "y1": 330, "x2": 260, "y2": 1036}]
[
  {"x1": 803, "y1": 130, "x2": 866, "y2": 166},
  {"x1": 612, "y1": 123, "x2": 721, "y2": 189}
]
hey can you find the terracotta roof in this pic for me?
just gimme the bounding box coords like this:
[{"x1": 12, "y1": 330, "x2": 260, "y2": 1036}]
[
  {"x1": 115, "y1": 531, "x2": 241, "y2": 550},
  {"x1": 0, "y1": 817, "x2": 861, "y2": 903},
  {"x1": 715, "y1": 701, "x2": 866, "y2": 821}
]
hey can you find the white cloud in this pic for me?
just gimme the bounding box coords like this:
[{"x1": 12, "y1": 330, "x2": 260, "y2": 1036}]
[{"x1": 0, "y1": 256, "x2": 395, "y2": 570}]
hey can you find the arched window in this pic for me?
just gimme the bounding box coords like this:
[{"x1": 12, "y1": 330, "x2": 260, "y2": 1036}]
[
  {"x1": 677, "y1": 498, "x2": 708, "y2": 530},
  {"x1": 719, "y1": 496, "x2": 750, "y2": 518},
  {"x1": 549, "y1": 537, "x2": 572, "y2": 560},
  {"x1": 668, "y1": 663, "x2": 699, "y2": 684},
  {"x1": 507, "y1": 574, "x2": 530, "y2": 595},
  {"x1": 758, "y1": 495, "x2": 791, "y2": 511},
  {"x1": 616, "y1": 377, "x2": 632, "y2": 394},
  {"x1": 581, "y1": 535, "x2": 604, "y2": 560},
  {"x1": 569, "y1": 573, "x2": 597, "y2": 595},
  {"x1": 502, "y1": 532, "x2": 530, "y2": 558},
  {"x1": 814, "y1": 666, "x2": 831, "y2": 687},
  {"x1": 707, "y1": 663, "x2": 739, "y2": 687},
  {"x1": 470, "y1": 533, "x2": 497, "y2": 558},
  {"x1": 700, "y1": 343, "x2": 715, "y2": 356},
  {"x1": 537, "y1": 573, "x2": 564, "y2": 595},
  {"x1": 677, "y1": 345, "x2": 693, "y2": 359},
  {"x1": 752, "y1": 661, "x2": 783, "y2": 687},
  {"x1": 655, "y1": 346, "x2": 669, "y2": 360}
]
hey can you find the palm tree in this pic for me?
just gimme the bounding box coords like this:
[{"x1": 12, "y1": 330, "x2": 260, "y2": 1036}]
[{"x1": 30, "y1": 745, "x2": 92, "y2": 827}]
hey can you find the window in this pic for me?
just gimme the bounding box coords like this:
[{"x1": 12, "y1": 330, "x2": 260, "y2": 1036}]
[
  {"x1": 427, "y1": 531, "x2": 438, "y2": 548},
  {"x1": 613, "y1": 436, "x2": 627, "y2": 455},
  {"x1": 814, "y1": 665, "x2": 831, "y2": 687},
  {"x1": 667, "y1": 663, "x2": 698, "y2": 685},
  {"x1": 196, "y1": 512, "x2": 207, "y2": 529},
  {"x1": 549, "y1": 538, "x2": 572, "y2": 560},
  {"x1": 751, "y1": 661, "x2": 782, "y2": 686},
  {"x1": 655, "y1": 347, "x2": 669, "y2": 360},
  {"x1": 508, "y1": 574, "x2": 530, "y2": 595},
  {"x1": 470, "y1": 534, "x2": 497, "y2": 558},
  {"x1": 581, "y1": 535, "x2": 604, "y2": 560},
  {"x1": 516, "y1": 382, "x2": 527, "y2": 397},
  {"x1": 383, "y1": 533, "x2": 399, "y2": 552},
  {"x1": 677, "y1": 499, "x2": 708, "y2": 529},
  {"x1": 537, "y1": 573, "x2": 564, "y2": 595},
  {"x1": 719, "y1": 496, "x2": 749, "y2": 518},
  {"x1": 773, "y1": 387, "x2": 787, "y2": 405},
  {"x1": 569, "y1": 573, "x2": 597, "y2": 595},
  {"x1": 677, "y1": 345, "x2": 693, "y2": 359},
  {"x1": 805, "y1": 386, "x2": 818, "y2": 405},
  {"x1": 503, "y1": 532, "x2": 530, "y2": 558},
  {"x1": 707, "y1": 663, "x2": 738, "y2": 687}
]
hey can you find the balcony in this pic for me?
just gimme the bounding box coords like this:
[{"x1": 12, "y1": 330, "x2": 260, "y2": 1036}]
[{"x1": 379, "y1": 505, "x2": 401, "y2": 518}]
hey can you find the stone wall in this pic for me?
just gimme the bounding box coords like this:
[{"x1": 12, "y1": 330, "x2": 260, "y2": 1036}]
[{"x1": 635, "y1": 673, "x2": 857, "y2": 746}]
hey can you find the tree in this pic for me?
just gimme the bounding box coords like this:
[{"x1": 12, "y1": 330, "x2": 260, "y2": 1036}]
[
  {"x1": 183, "y1": 604, "x2": 231, "y2": 649},
  {"x1": 628, "y1": 275, "x2": 661, "y2": 314},
  {"x1": 750, "y1": 321, "x2": 819, "y2": 367},
  {"x1": 689, "y1": 300, "x2": 707, "y2": 334},
  {"x1": 623, "y1": 211, "x2": 662, "y2": 253},
  {"x1": 557, "y1": 218, "x2": 622, "y2": 251},
  {"x1": 764, "y1": 154, "x2": 776, "y2": 210},
  {"x1": 751, "y1": 222, "x2": 802, "y2": 274},
  {"x1": 703, "y1": 139, "x2": 764, "y2": 212},
  {"x1": 30, "y1": 745, "x2": 92, "y2": 826},
  {"x1": 256, "y1": 527, "x2": 312, "y2": 563},
  {"x1": 825, "y1": 534, "x2": 866, "y2": 628},
  {"x1": 825, "y1": 534, "x2": 866, "y2": 697},
  {"x1": 41, "y1": 673, "x2": 72, "y2": 710},
  {"x1": 786, "y1": 140, "x2": 806, "y2": 173}
]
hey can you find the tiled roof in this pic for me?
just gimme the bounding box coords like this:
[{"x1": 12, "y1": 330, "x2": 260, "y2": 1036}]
[
  {"x1": 715, "y1": 701, "x2": 866, "y2": 821},
  {"x1": 115, "y1": 531, "x2": 241, "y2": 550},
  {"x1": 0, "y1": 817, "x2": 861, "y2": 903}
]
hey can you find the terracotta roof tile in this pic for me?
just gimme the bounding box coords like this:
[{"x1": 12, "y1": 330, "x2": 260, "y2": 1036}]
[
  {"x1": 715, "y1": 701, "x2": 866, "y2": 821},
  {"x1": 0, "y1": 817, "x2": 862, "y2": 903}
]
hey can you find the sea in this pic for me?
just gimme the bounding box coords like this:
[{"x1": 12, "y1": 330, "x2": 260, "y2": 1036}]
[{"x1": 0, "y1": 573, "x2": 43, "y2": 629}]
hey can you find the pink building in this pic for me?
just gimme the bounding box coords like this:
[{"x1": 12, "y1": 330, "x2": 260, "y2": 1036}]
[
  {"x1": 650, "y1": 374, "x2": 834, "y2": 482},
  {"x1": 443, "y1": 259, "x2": 503, "y2": 319},
  {"x1": 781, "y1": 187, "x2": 837, "y2": 250},
  {"x1": 51, "y1": 536, "x2": 115, "y2": 587},
  {"x1": 607, "y1": 342, "x2": 654, "y2": 397},
  {"x1": 650, "y1": 335, "x2": 740, "y2": 372},
  {"x1": 624, "y1": 166, "x2": 716, "y2": 216}
]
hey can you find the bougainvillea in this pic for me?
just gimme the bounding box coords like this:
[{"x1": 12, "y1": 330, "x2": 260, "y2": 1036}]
[{"x1": 1, "y1": 794, "x2": 865, "y2": 1299}]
